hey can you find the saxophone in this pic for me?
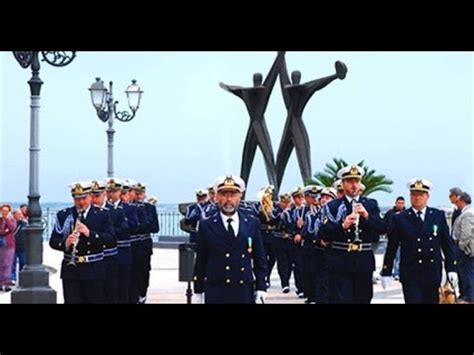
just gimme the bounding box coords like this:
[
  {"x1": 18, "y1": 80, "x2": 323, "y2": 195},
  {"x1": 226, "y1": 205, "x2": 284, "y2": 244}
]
[{"x1": 68, "y1": 210, "x2": 83, "y2": 266}]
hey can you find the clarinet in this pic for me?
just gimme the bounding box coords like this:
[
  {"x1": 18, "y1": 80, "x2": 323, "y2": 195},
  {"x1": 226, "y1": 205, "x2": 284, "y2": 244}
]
[
  {"x1": 68, "y1": 210, "x2": 83, "y2": 266},
  {"x1": 352, "y1": 200, "x2": 361, "y2": 243}
]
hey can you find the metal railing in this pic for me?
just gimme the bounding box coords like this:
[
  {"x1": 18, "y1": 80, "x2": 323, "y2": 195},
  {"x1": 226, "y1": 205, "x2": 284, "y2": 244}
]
[
  {"x1": 40, "y1": 206, "x2": 455, "y2": 241},
  {"x1": 41, "y1": 208, "x2": 187, "y2": 242}
]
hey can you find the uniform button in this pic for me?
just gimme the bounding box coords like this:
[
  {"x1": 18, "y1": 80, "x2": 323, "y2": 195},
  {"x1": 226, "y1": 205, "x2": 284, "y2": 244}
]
[
  {"x1": 241, "y1": 267, "x2": 245, "y2": 272},
  {"x1": 429, "y1": 237, "x2": 432, "y2": 241},
  {"x1": 225, "y1": 266, "x2": 230, "y2": 270},
  {"x1": 430, "y1": 248, "x2": 434, "y2": 252},
  {"x1": 430, "y1": 259, "x2": 434, "y2": 263},
  {"x1": 418, "y1": 249, "x2": 422, "y2": 252},
  {"x1": 226, "y1": 253, "x2": 230, "y2": 258},
  {"x1": 241, "y1": 254, "x2": 245, "y2": 258},
  {"x1": 417, "y1": 238, "x2": 421, "y2": 242},
  {"x1": 347, "y1": 239, "x2": 351, "y2": 242},
  {"x1": 87, "y1": 250, "x2": 91, "y2": 254},
  {"x1": 226, "y1": 279, "x2": 231, "y2": 283},
  {"x1": 103, "y1": 245, "x2": 106, "y2": 248},
  {"x1": 87, "y1": 242, "x2": 91, "y2": 246},
  {"x1": 418, "y1": 260, "x2": 422, "y2": 264},
  {"x1": 240, "y1": 280, "x2": 244, "y2": 284}
]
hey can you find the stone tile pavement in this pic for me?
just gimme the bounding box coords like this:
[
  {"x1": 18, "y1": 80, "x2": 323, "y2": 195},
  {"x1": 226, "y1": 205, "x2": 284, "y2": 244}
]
[{"x1": 0, "y1": 243, "x2": 404, "y2": 304}]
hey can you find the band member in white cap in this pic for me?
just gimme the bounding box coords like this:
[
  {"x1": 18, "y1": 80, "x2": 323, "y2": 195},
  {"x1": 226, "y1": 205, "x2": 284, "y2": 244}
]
[
  {"x1": 184, "y1": 189, "x2": 210, "y2": 244},
  {"x1": 50, "y1": 182, "x2": 114, "y2": 303},
  {"x1": 381, "y1": 178, "x2": 458, "y2": 304},
  {"x1": 320, "y1": 165, "x2": 386, "y2": 303},
  {"x1": 193, "y1": 175, "x2": 268, "y2": 304},
  {"x1": 332, "y1": 179, "x2": 344, "y2": 199}
]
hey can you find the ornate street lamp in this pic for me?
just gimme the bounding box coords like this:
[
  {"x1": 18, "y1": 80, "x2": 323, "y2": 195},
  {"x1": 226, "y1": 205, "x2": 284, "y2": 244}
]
[
  {"x1": 88, "y1": 78, "x2": 143, "y2": 177},
  {"x1": 11, "y1": 51, "x2": 77, "y2": 303}
]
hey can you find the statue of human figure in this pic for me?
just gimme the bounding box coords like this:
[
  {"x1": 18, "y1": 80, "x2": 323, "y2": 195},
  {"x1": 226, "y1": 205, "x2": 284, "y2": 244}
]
[
  {"x1": 220, "y1": 52, "x2": 285, "y2": 193},
  {"x1": 276, "y1": 56, "x2": 347, "y2": 187}
]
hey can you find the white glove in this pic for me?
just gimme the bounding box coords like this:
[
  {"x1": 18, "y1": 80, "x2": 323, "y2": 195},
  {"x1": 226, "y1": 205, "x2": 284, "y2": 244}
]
[
  {"x1": 448, "y1": 272, "x2": 458, "y2": 287},
  {"x1": 381, "y1": 276, "x2": 393, "y2": 290},
  {"x1": 192, "y1": 293, "x2": 205, "y2": 304},
  {"x1": 255, "y1": 290, "x2": 266, "y2": 304}
]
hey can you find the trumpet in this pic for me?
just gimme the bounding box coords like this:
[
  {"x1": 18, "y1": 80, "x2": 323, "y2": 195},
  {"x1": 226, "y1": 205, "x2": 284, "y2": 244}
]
[
  {"x1": 68, "y1": 210, "x2": 83, "y2": 267},
  {"x1": 258, "y1": 185, "x2": 274, "y2": 222},
  {"x1": 351, "y1": 200, "x2": 361, "y2": 243}
]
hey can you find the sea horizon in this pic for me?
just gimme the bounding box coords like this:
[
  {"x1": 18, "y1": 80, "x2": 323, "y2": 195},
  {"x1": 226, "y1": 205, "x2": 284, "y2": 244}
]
[{"x1": 5, "y1": 201, "x2": 455, "y2": 214}]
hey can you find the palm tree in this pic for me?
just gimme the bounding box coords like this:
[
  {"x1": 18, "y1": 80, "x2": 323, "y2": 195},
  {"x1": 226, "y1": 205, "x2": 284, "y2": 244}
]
[{"x1": 307, "y1": 158, "x2": 393, "y2": 197}]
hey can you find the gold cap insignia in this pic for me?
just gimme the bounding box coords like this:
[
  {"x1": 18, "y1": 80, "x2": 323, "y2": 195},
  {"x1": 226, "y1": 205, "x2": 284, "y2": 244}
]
[
  {"x1": 350, "y1": 166, "x2": 359, "y2": 176},
  {"x1": 414, "y1": 180, "x2": 424, "y2": 189},
  {"x1": 292, "y1": 187, "x2": 303, "y2": 196},
  {"x1": 280, "y1": 193, "x2": 291, "y2": 202},
  {"x1": 73, "y1": 184, "x2": 83, "y2": 194},
  {"x1": 224, "y1": 176, "x2": 235, "y2": 187}
]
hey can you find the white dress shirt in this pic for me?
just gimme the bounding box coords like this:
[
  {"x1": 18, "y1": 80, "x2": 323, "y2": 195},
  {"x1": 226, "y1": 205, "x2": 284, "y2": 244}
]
[
  {"x1": 345, "y1": 195, "x2": 360, "y2": 204},
  {"x1": 78, "y1": 205, "x2": 91, "y2": 220},
  {"x1": 220, "y1": 211, "x2": 239, "y2": 236},
  {"x1": 112, "y1": 200, "x2": 120, "y2": 209},
  {"x1": 412, "y1": 207, "x2": 427, "y2": 221}
]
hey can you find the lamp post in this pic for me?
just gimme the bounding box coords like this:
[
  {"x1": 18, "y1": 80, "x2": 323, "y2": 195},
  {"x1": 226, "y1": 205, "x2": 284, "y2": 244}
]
[
  {"x1": 88, "y1": 78, "x2": 143, "y2": 177},
  {"x1": 11, "y1": 51, "x2": 77, "y2": 303}
]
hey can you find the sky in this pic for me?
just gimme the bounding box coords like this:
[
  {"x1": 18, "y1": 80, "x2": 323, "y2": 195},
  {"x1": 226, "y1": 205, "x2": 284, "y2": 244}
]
[{"x1": 1, "y1": 51, "x2": 472, "y2": 207}]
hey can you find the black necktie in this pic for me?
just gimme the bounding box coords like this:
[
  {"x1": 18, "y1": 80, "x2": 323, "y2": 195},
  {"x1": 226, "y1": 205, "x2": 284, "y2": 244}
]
[
  {"x1": 416, "y1": 210, "x2": 423, "y2": 222},
  {"x1": 227, "y1": 218, "x2": 236, "y2": 238}
]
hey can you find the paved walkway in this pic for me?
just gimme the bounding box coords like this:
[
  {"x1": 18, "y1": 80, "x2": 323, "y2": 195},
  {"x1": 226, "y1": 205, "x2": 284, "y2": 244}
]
[{"x1": 0, "y1": 243, "x2": 404, "y2": 304}]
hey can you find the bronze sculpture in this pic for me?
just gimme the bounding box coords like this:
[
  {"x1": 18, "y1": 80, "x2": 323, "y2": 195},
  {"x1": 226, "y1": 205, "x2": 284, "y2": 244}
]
[
  {"x1": 220, "y1": 52, "x2": 285, "y2": 193},
  {"x1": 275, "y1": 56, "x2": 347, "y2": 189}
]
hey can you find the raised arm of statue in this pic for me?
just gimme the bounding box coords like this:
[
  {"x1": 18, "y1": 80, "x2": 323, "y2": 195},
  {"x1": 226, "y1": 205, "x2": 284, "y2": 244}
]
[
  {"x1": 278, "y1": 54, "x2": 291, "y2": 109},
  {"x1": 263, "y1": 51, "x2": 286, "y2": 89},
  {"x1": 300, "y1": 61, "x2": 347, "y2": 102},
  {"x1": 219, "y1": 82, "x2": 244, "y2": 98}
]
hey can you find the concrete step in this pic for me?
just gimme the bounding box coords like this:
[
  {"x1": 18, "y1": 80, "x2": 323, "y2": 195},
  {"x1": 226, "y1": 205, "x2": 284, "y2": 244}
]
[{"x1": 155, "y1": 242, "x2": 183, "y2": 249}]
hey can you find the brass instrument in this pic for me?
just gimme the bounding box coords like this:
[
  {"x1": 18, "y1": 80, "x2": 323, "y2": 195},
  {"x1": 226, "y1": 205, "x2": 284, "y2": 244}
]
[
  {"x1": 258, "y1": 185, "x2": 274, "y2": 222},
  {"x1": 68, "y1": 210, "x2": 83, "y2": 267}
]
